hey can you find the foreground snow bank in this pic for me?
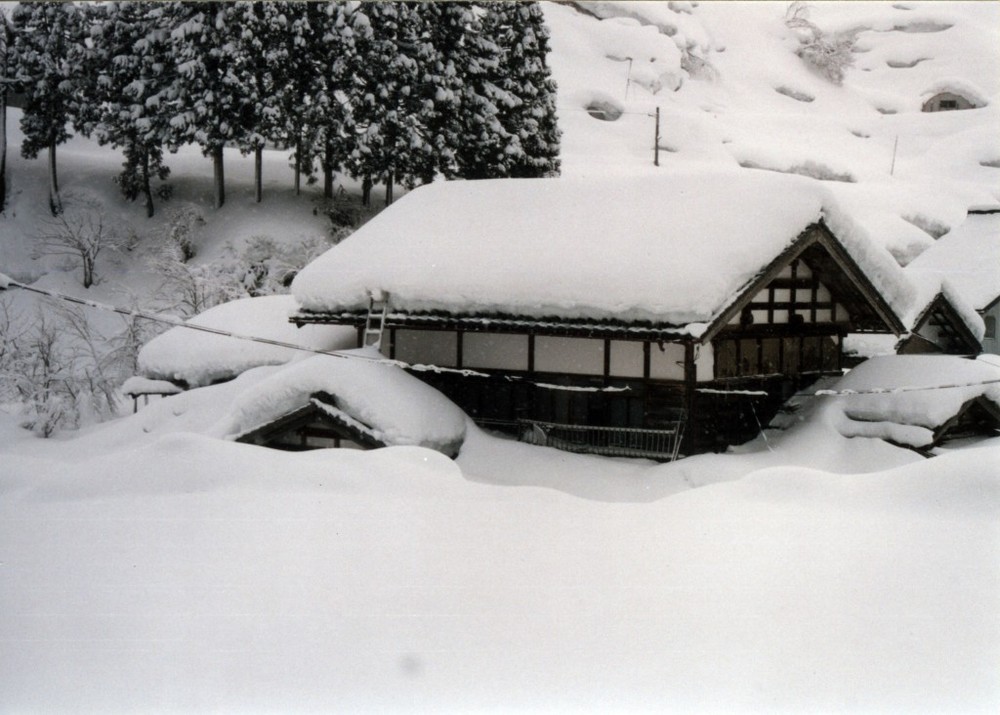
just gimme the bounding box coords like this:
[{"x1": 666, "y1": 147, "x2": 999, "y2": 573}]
[
  {"x1": 137, "y1": 295, "x2": 357, "y2": 388},
  {"x1": 0, "y1": 430, "x2": 996, "y2": 712}
]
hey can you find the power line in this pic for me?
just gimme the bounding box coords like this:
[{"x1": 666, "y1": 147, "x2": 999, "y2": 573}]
[
  {"x1": 5, "y1": 277, "x2": 998, "y2": 398},
  {"x1": 0, "y1": 277, "x2": 629, "y2": 394}
]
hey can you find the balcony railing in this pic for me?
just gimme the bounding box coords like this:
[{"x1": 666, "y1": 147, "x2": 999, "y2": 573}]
[{"x1": 515, "y1": 416, "x2": 686, "y2": 461}]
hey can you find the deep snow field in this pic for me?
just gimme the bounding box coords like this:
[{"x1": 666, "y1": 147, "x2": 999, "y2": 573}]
[{"x1": 2, "y1": 2, "x2": 1000, "y2": 712}]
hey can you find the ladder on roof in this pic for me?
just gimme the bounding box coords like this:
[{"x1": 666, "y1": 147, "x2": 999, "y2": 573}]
[{"x1": 363, "y1": 294, "x2": 388, "y2": 350}]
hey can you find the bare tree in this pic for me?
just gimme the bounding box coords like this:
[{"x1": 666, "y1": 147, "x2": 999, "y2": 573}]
[
  {"x1": 32, "y1": 196, "x2": 126, "y2": 288},
  {"x1": 785, "y1": 2, "x2": 857, "y2": 85}
]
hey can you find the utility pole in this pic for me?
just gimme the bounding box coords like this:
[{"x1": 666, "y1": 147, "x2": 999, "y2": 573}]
[{"x1": 653, "y1": 106, "x2": 661, "y2": 167}]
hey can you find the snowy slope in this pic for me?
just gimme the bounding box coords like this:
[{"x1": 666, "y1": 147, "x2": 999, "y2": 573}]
[
  {"x1": 544, "y1": 1, "x2": 999, "y2": 266},
  {"x1": 1, "y1": 3, "x2": 999, "y2": 712}
]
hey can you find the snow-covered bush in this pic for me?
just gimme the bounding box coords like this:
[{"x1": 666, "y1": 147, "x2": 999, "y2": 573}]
[
  {"x1": 157, "y1": 206, "x2": 205, "y2": 263},
  {"x1": 218, "y1": 234, "x2": 339, "y2": 298},
  {"x1": 785, "y1": 2, "x2": 857, "y2": 85},
  {"x1": 148, "y1": 251, "x2": 243, "y2": 319},
  {"x1": 0, "y1": 296, "x2": 162, "y2": 436},
  {"x1": 148, "y1": 232, "x2": 339, "y2": 317}
]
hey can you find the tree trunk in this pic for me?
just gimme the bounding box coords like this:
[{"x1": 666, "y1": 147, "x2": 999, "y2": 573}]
[
  {"x1": 212, "y1": 145, "x2": 225, "y2": 209},
  {"x1": 384, "y1": 171, "x2": 394, "y2": 206},
  {"x1": 82, "y1": 255, "x2": 93, "y2": 289},
  {"x1": 294, "y1": 137, "x2": 301, "y2": 195},
  {"x1": 362, "y1": 175, "x2": 372, "y2": 207},
  {"x1": 323, "y1": 139, "x2": 334, "y2": 199},
  {"x1": 254, "y1": 144, "x2": 263, "y2": 203},
  {"x1": 48, "y1": 141, "x2": 62, "y2": 216},
  {"x1": 142, "y1": 150, "x2": 154, "y2": 218},
  {"x1": 0, "y1": 89, "x2": 6, "y2": 212}
]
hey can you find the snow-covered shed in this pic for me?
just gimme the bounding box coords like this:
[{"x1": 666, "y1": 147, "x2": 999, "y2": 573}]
[
  {"x1": 834, "y1": 355, "x2": 1000, "y2": 453},
  {"x1": 291, "y1": 171, "x2": 912, "y2": 456},
  {"x1": 920, "y1": 80, "x2": 989, "y2": 112},
  {"x1": 220, "y1": 352, "x2": 466, "y2": 457},
  {"x1": 906, "y1": 210, "x2": 1000, "y2": 355},
  {"x1": 137, "y1": 295, "x2": 357, "y2": 388}
]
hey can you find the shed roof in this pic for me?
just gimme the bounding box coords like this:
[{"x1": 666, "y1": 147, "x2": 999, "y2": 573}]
[
  {"x1": 906, "y1": 212, "x2": 1000, "y2": 311},
  {"x1": 293, "y1": 170, "x2": 914, "y2": 336}
]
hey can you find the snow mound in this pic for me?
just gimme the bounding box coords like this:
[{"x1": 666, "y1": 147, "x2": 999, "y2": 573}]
[
  {"x1": 137, "y1": 295, "x2": 357, "y2": 388},
  {"x1": 215, "y1": 350, "x2": 467, "y2": 457},
  {"x1": 832, "y1": 355, "x2": 1000, "y2": 447}
]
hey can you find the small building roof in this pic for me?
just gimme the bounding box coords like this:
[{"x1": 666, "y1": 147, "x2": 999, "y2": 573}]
[
  {"x1": 906, "y1": 212, "x2": 1000, "y2": 311},
  {"x1": 293, "y1": 170, "x2": 914, "y2": 337},
  {"x1": 920, "y1": 79, "x2": 990, "y2": 107},
  {"x1": 217, "y1": 350, "x2": 467, "y2": 457},
  {"x1": 137, "y1": 295, "x2": 357, "y2": 388}
]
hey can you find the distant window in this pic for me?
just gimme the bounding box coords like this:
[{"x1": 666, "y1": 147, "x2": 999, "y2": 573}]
[
  {"x1": 986, "y1": 316, "x2": 997, "y2": 339},
  {"x1": 938, "y1": 99, "x2": 958, "y2": 110}
]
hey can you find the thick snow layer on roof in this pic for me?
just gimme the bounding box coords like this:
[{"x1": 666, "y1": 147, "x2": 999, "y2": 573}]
[
  {"x1": 215, "y1": 350, "x2": 466, "y2": 456},
  {"x1": 833, "y1": 355, "x2": 1000, "y2": 446},
  {"x1": 920, "y1": 78, "x2": 990, "y2": 107},
  {"x1": 138, "y1": 295, "x2": 357, "y2": 388},
  {"x1": 906, "y1": 212, "x2": 1000, "y2": 310},
  {"x1": 293, "y1": 170, "x2": 914, "y2": 331}
]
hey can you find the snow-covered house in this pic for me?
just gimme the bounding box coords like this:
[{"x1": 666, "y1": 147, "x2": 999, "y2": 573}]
[
  {"x1": 896, "y1": 284, "x2": 984, "y2": 356},
  {"x1": 906, "y1": 210, "x2": 1000, "y2": 355},
  {"x1": 291, "y1": 171, "x2": 912, "y2": 457}
]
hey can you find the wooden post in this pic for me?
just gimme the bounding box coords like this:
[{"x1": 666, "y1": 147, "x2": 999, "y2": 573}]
[{"x1": 683, "y1": 341, "x2": 697, "y2": 453}]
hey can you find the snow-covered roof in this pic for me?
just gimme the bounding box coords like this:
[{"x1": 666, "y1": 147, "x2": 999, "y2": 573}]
[
  {"x1": 217, "y1": 350, "x2": 466, "y2": 456},
  {"x1": 906, "y1": 212, "x2": 1000, "y2": 310},
  {"x1": 834, "y1": 355, "x2": 1000, "y2": 448},
  {"x1": 293, "y1": 170, "x2": 914, "y2": 335},
  {"x1": 920, "y1": 78, "x2": 990, "y2": 107},
  {"x1": 137, "y1": 295, "x2": 358, "y2": 388}
]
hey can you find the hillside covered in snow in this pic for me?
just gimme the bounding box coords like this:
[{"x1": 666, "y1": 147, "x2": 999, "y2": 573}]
[{"x1": 1, "y1": 2, "x2": 999, "y2": 712}]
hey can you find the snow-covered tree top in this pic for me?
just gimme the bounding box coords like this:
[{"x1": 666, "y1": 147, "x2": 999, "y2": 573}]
[{"x1": 293, "y1": 170, "x2": 914, "y2": 333}]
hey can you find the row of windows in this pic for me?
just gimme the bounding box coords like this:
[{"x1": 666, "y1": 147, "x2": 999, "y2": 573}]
[
  {"x1": 714, "y1": 335, "x2": 841, "y2": 379},
  {"x1": 386, "y1": 329, "x2": 698, "y2": 381}
]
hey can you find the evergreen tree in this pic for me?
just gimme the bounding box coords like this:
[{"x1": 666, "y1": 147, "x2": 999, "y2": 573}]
[
  {"x1": 415, "y1": 2, "x2": 506, "y2": 182},
  {"x1": 230, "y1": 0, "x2": 283, "y2": 203},
  {"x1": 266, "y1": 1, "x2": 322, "y2": 196},
  {"x1": 11, "y1": 1, "x2": 86, "y2": 215},
  {"x1": 0, "y1": 10, "x2": 14, "y2": 212},
  {"x1": 87, "y1": 2, "x2": 173, "y2": 218},
  {"x1": 485, "y1": 1, "x2": 561, "y2": 178},
  {"x1": 309, "y1": 1, "x2": 358, "y2": 200},
  {"x1": 345, "y1": 3, "x2": 435, "y2": 205},
  {"x1": 157, "y1": 2, "x2": 252, "y2": 209}
]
